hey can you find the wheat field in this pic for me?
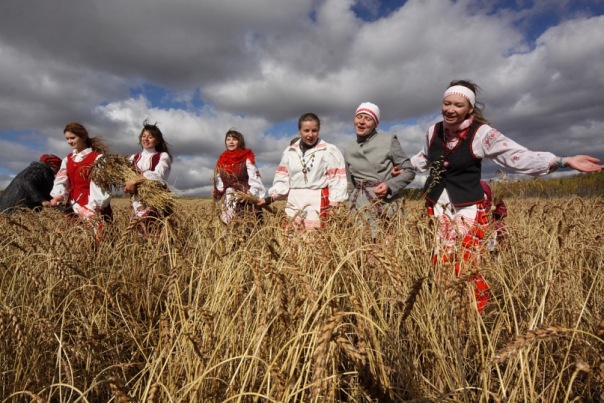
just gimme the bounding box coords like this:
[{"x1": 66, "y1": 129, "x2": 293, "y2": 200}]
[{"x1": 1, "y1": 194, "x2": 603, "y2": 402}]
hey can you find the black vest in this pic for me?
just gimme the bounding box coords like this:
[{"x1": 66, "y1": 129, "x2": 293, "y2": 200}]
[{"x1": 424, "y1": 121, "x2": 484, "y2": 206}]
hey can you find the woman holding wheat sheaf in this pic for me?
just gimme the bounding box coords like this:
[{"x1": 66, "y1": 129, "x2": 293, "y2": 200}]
[
  {"x1": 409, "y1": 79, "x2": 604, "y2": 312},
  {"x1": 49, "y1": 122, "x2": 112, "y2": 222},
  {"x1": 124, "y1": 121, "x2": 173, "y2": 223},
  {"x1": 257, "y1": 112, "x2": 348, "y2": 230},
  {"x1": 212, "y1": 129, "x2": 266, "y2": 225}
]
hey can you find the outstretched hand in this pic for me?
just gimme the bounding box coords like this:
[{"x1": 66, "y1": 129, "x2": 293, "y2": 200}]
[{"x1": 565, "y1": 155, "x2": 604, "y2": 172}]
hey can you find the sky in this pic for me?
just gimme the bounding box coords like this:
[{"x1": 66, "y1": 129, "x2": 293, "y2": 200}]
[{"x1": 1, "y1": 0, "x2": 603, "y2": 196}]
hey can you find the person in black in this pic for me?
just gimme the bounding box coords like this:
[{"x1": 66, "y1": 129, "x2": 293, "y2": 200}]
[{"x1": 0, "y1": 154, "x2": 62, "y2": 214}]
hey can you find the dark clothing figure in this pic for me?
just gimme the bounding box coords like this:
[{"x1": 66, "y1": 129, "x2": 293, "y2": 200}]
[{"x1": 0, "y1": 162, "x2": 56, "y2": 213}]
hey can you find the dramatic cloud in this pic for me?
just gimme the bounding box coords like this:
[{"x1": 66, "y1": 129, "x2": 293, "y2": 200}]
[{"x1": 0, "y1": 0, "x2": 602, "y2": 194}]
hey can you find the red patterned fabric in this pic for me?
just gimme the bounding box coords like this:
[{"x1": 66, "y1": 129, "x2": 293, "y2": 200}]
[
  {"x1": 216, "y1": 148, "x2": 255, "y2": 173},
  {"x1": 66, "y1": 151, "x2": 99, "y2": 208},
  {"x1": 428, "y1": 202, "x2": 491, "y2": 313},
  {"x1": 214, "y1": 148, "x2": 256, "y2": 197},
  {"x1": 319, "y1": 187, "x2": 330, "y2": 223},
  {"x1": 39, "y1": 154, "x2": 62, "y2": 169}
]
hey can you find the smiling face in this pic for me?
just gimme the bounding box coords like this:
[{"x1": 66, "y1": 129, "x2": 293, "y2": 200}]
[
  {"x1": 442, "y1": 94, "x2": 474, "y2": 127},
  {"x1": 140, "y1": 130, "x2": 159, "y2": 150},
  {"x1": 299, "y1": 119, "x2": 320, "y2": 147},
  {"x1": 64, "y1": 131, "x2": 87, "y2": 152},
  {"x1": 354, "y1": 113, "x2": 377, "y2": 137},
  {"x1": 225, "y1": 135, "x2": 240, "y2": 151}
]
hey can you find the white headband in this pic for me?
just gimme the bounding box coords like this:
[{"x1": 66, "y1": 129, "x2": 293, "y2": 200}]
[{"x1": 443, "y1": 85, "x2": 476, "y2": 107}]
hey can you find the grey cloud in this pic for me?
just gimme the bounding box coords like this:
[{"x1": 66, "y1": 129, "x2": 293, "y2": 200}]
[{"x1": 0, "y1": 0, "x2": 602, "y2": 196}]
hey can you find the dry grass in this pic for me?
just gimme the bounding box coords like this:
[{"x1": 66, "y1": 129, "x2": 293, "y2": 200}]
[{"x1": 0, "y1": 195, "x2": 603, "y2": 402}]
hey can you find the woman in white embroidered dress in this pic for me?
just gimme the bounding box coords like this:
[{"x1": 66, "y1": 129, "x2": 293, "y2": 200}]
[
  {"x1": 410, "y1": 79, "x2": 603, "y2": 312},
  {"x1": 49, "y1": 122, "x2": 112, "y2": 221},
  {"x1": 124, "y1": 121, "x2": 172, "y2": 219},
  {"x1": 258, "y1": 113, "x2": 348, "y2": 229}
]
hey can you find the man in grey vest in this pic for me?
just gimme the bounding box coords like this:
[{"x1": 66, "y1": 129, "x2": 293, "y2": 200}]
[{"x1": 344, "y1": 102, "x2": 415, "y2": 236}]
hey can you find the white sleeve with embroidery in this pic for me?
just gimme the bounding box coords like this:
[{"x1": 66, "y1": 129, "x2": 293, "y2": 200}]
[
  {"x1": 472, "y1": 126, "x2": 556, "y2": 176},
  {"x1": 409, "y1": 128, "x2": 432, "y2": 173},
  {"x1": 50, "y1": 156, "x2": 70, "y2": 201},
  {"x1": 246, "y1": 158, "x2": 266, "y2": 198},
  {"x1": 269, "y1": 147, "x2": 291, "y2": 200},
  {"x1": 87, "y1": 154, "x2": 111, "y2": 210},
  {"x1": 325, "y1": 145, "x2": 348, "y2": 204}
]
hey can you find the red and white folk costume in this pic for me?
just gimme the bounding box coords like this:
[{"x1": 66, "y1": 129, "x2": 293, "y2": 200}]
[
  {"x1": 128, "y1": 148, "x2": 172, "y2": 217},
  {"x1": 213, "y1": 148, "x2": 266, "y2": 224},
  {"x1": 269, "y1": 139, "x2": 347, "y2": 229},
  {"x1": 51, "y1": 148, "x2": 111, "y2": 220},
  {"x1": 411, "y1": 114, "x2": 558, "y2": 312}
]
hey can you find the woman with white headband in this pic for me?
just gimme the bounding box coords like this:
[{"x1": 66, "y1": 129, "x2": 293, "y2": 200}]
[{"x1": 410, "y1": 79, "x2": 603, "y2": 313}]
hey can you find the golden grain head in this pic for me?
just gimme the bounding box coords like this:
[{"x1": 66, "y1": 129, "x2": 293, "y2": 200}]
[{"x1": 1, "y1": 177, "x2": 604, "y2": 402}]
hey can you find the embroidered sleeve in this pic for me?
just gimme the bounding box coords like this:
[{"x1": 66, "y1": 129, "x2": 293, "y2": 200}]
[
  {"x1": 410, "y1": 128, "x2": 433, "y2": 173},
  {"x1": 473, "y1": 126, "x2": 555, "y2": 176},
  {"x1": 50, "y1": 156, "x2": 70, "y2": 201},
  {"x1": 325, "y1": 145, "x2": 348, "y2": 204},
  {"x1": 86, "y1": 154, "x2": 111, "y2": 210},
  {"x1": 246, "y1": 158, "x2": 267, "y2": 198},
  {"x1": 269, "y1": 147, "x2": 291, "y2": 200}
]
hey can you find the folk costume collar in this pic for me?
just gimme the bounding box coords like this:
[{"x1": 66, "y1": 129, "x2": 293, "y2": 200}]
[
  {"x1": 300, "y1": 138, "x2": 319, "y2": 156},
  {"x1": 443, "y1": 118, "x2": 473, "y2": 142},
  {"x1": 70, "y1": 147, "x2": 94, "y2": 163}
]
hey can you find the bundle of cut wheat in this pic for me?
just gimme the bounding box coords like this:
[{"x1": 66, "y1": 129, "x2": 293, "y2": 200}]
[
  {"x1": 89, "y1": 154, "x2": 133, "y2": 193},
  {"x1": 90, "y1": 153, "x2": 175, "y2": 216}
]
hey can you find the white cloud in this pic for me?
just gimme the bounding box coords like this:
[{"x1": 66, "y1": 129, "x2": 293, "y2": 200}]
[{"x1": 0, "y1": 0, "x2": 602, "y2": 195}]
